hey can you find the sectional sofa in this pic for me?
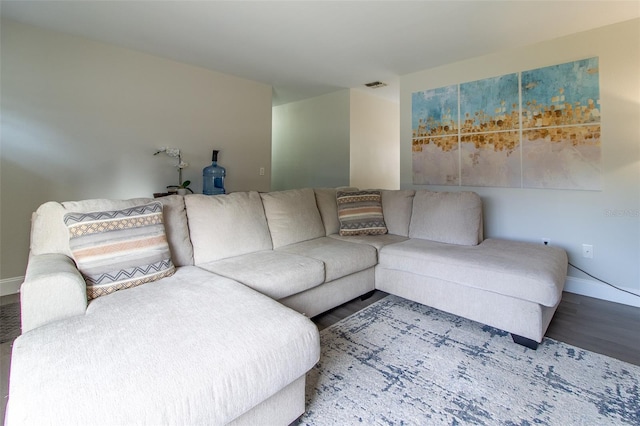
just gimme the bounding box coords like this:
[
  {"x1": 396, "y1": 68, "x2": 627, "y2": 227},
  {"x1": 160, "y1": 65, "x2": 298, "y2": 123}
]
[{"x1": 6, "y1": 188, "x2": 568, "y2": 425}]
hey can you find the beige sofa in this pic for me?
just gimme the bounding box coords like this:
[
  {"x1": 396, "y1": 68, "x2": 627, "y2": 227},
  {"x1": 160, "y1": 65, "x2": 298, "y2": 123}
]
[{"x1": 6, "y1": 188, "x2": 567, "y2": 425}]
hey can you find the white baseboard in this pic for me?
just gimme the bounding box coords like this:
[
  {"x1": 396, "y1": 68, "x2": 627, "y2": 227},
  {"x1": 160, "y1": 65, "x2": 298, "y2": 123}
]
[
  {"x1": 0, "y1": 276, "x2": 23, "y2": 297},
  {"x1": 564, "y1": 276, "x2": 640, "y2": 308}
]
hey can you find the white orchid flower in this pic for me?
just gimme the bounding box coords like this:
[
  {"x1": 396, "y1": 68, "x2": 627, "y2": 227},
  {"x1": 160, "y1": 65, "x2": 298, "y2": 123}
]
[
  {"x1": 165, "y1": 147, "x2": 181, "y2": 157},
  {"x1": 154, "y1": 147, "x2": 188, "y2": 188}
]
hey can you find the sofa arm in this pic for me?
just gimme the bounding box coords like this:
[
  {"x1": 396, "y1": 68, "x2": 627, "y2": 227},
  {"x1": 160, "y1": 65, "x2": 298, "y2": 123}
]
[{"x1": 21, "y1": 253, "x2": 87, "y2": 333}]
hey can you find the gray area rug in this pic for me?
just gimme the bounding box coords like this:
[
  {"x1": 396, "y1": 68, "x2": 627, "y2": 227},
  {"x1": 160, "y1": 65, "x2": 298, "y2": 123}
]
[
  {"x1": 0, "y1": 302, "x2": 21, "y2": 344},
  {"x1": 299, "y1": 295, "x2": 639, "y2": 425}
]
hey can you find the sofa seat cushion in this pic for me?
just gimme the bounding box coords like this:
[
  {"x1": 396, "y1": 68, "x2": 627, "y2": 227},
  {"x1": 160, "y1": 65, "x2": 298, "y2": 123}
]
[
  {"x1": 378, "y1": 238, "x2": 567, "y2": 307},
  {"x1": 198, "y1": 250, "x2": 325, "y2": 300},
  {"x1": 6, "y1": 266, "x2": 320, "y2": 425},
  {"x1": 329, "y1": 233, "x2": 409, "y2": 252},
  {"x1": 278, "y1": 237, "x2": 377, "y2": 282}
]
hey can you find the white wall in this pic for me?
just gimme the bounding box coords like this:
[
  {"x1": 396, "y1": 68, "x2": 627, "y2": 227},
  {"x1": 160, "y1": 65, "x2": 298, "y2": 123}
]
[
  {"x1": 0, "y1": 20, "x2": 273, "y2": 283},
  {"x1": 350, "y1": 90, "x2": 400, "y2": 190},
  {"x1": 271, "y1": 90, "x2": 350, "y2": 190},
  {"x1": 400, "y1": 19, "x2": 640, "y2": 306}
]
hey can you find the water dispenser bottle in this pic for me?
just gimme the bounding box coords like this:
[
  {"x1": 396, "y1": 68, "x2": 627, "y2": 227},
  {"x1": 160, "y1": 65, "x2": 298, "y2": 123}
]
[{"x1": 202, "y1": 150, "x2": 226, "y2": 195}]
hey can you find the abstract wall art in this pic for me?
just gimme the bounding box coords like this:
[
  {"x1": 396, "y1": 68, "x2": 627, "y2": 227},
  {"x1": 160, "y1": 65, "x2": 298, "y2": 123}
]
[
  {"x1": 460, "y1": 73, "x2": 521, "y2": 188},
  {"x1": 412, "y1": 85, "x2": 459, "y2": 185},
  {"x1": 411, "y1": 57, "x2": 601, "y2": 191},
  {"x1": 521, "y1": 58, "x2": 601, "y2": 190}
]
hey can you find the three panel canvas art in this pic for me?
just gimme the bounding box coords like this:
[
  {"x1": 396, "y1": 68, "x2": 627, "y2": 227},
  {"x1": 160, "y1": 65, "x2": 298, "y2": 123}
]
[{"x1": 412, "y1": 57, "x2": 601, "y2": 190}]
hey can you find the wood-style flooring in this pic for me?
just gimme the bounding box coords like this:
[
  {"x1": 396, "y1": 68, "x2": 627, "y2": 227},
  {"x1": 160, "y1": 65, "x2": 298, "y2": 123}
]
[{"x1": 312, "y1": 290, "x2": 640, "y2": 366}]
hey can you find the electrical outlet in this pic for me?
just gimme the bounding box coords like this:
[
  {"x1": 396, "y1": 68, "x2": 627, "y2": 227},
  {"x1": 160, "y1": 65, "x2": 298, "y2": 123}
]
[
  {"x1": 259, "y1": 167, "x2": 265, "y2": 176},
  {"x1": 582, "y1": 244, "x2": 593, "y2": 259},
  {"x1": 542, "y1": 238, "x2": 550, "y2": 246}
]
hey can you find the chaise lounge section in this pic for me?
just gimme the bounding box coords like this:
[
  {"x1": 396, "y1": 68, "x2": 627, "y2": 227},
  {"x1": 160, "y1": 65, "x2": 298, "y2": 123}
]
[
  {"x1": 374, "y1": 190, "x2": 567, "y2": 348},
  {"x1": 6, "y1": 187, "x2": 568, "y2": 424}
]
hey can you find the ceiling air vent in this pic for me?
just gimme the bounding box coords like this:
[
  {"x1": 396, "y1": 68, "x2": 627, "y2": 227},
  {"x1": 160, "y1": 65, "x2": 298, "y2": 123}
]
[{"x1": 364, "y1": 81, "x2": 387, "y2": 89}]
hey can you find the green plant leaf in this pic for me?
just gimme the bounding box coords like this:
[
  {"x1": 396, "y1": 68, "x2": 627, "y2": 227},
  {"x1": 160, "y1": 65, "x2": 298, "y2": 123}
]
[{"x1": 181, "y1": 180, "x2": 191, "y2": 188}]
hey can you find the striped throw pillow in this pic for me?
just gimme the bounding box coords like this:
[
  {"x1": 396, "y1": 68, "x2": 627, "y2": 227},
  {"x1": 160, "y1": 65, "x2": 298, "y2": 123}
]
[
  {"x1": 64, "y1": 202, "x2": 175, "y2": 300},
  {"x1": 336, "y1": 190, "x2": 388, "y2": 236}
]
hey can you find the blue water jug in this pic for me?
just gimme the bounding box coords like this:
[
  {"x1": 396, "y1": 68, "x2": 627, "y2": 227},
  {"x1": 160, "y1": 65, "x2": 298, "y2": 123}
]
[{"x1": 203, "y1": 150, "x2": 226, "y2": 195}]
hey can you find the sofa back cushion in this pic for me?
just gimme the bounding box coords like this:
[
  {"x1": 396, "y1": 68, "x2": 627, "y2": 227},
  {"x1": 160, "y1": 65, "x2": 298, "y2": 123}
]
[
  {"x1": 381, "y1": 190, "x2": 415, "y2": 237},
  {"x1": 316, "y1": 188, "x2": 416, "y2": 237},
  {"x1": 261, "y1": 188, "x2": 325, "y2": 249},
  {"x1": 30, "y1": 196, "x2": 194, "y2": 267},
  {"x1": 314, "y1": 187, "x2": 361, "y2": 236},
  {"x1": 185, "y1": 192, "x2": 273, "y2": 264},
  {"x1": 314, "y1": 188, "x2": 341, "y2": 236},
  {"x1": 155, "y1": 195, "x2": 194, "y2": 267},
  {"x1": 409, "y1": 190, "x2": 483, "y2": 246}
]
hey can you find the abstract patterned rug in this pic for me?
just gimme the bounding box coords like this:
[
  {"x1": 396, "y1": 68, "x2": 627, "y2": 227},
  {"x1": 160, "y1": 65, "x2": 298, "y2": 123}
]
[{"x1": 299, "y1": 295, "x2": 639, "y2": 425}]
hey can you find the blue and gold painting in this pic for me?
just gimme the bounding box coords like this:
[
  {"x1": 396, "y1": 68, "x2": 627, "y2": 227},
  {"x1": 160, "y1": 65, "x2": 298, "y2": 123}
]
[
  {"x1": 412, "y1": 85, "x2": 458, "y2": 137},
  {"x1": 522, "y1": 57, "x2": 600, "y2": 128},
  {"x1": 412, "y1": 85, "x2": 459, "y2": 185},
  {"x1": 459, "y1": 74, "x2": 521, "y2": 187},
  {"x1": 411, "y1": 57, "x2": 601, "y2": 190},
  {"x1": 460, "y1": 74, "x2": 519, "y2": 134},
  {"x1": 521, "y1": 57, "x2": 601, "y2": 190}
]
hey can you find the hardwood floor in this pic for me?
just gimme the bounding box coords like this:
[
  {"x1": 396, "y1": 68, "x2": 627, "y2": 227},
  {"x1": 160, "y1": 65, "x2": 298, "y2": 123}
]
[
  {"x1": 312, "y1": 290, "x2": 640, "y2": 366},
  {"x1": 312, "y1": 290, "x2": 389, "y2": 331},
  {"x1": 545, "y1": 291, "x2": 640, "y2": 365}
]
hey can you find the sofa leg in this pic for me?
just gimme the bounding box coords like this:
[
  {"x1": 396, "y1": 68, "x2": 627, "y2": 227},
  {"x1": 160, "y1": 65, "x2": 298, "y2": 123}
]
[
  {"x1": 360, "y1": 290, "x2": 375, "y2": 301},
  {"x1": 511, "y1": 334, "x2": 539, "y2": 350}
]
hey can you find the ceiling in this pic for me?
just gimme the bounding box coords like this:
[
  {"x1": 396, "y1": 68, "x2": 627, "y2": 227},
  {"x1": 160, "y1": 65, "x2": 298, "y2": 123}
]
[{"x1": 2, "y1": 1, "x2": 639, "y2": 105}]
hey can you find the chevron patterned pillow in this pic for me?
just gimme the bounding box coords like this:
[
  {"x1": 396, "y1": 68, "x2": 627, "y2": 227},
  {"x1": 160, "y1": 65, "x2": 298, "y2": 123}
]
[
  {"x1": 64, "y1": 201, "x2": 175, "y2": 300},
  {"x1": 336, "y1": 190, "x2": 388, "y2": 236}
]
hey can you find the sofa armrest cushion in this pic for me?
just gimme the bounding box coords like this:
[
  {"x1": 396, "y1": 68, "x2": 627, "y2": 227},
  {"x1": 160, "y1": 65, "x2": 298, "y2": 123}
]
[
  {"x1": 21, "y1": 253, "x2": 88, "y2": 333},
  {"x1": 409, "y1": 190, "x2": 482, "y2": 246}
]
